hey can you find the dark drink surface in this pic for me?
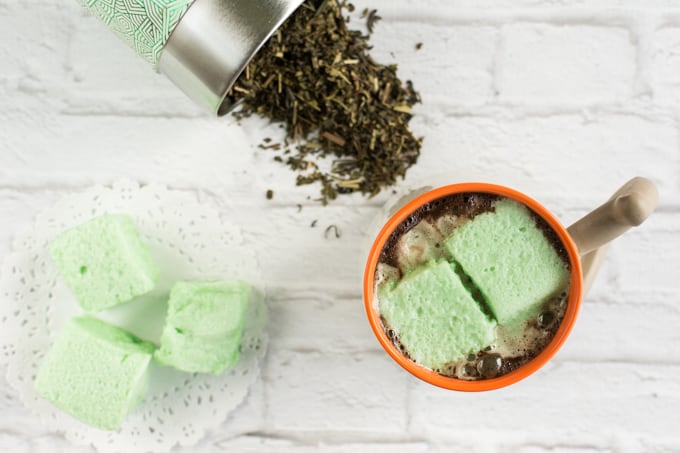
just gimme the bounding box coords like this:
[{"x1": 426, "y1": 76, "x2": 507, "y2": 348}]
[{"x1": 373, "y1": 192, "x2": 571, "y2": 380}]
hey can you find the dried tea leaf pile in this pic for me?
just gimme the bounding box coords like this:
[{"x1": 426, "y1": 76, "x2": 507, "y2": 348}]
[{"x1": 230, "y1": 0, "x2": 422, "y2": 204}]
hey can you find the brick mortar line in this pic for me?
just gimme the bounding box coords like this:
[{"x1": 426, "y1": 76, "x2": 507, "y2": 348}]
[
  {"x1": 0, "y1": 187, "x2": 678, "y2": 213},
  {"x1": 48, "y1": 107, "x2": 680, "y2": 121},
  {"x1": 56, "y1": 108, "x2": 205, "y2": 120},
  {"x1": 582, "y1": 299, "x2": 680, "y2": 313},
  {"x1": 221, "y1": 429, "x2": 678, "y2": 448},
  {"x1": 236, "y1": 431, "x2": 430, "y2": 446},
  {"x1": 0, "y1": 430, "x2": 676, "y2": 451},
  {"x1": 424, "y1": 104, "x2": 680, "y2": 121},
  {"x1": 374, "y1": 8, "x2": 677, "y2": 26},
  {"x1": 8, "y1": 100, "x2": 680, "y2": 126}
]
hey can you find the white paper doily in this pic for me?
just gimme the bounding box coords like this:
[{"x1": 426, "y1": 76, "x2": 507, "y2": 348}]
[{"x1": 0, "y1": 180, "x2": 266, "y2": 452}]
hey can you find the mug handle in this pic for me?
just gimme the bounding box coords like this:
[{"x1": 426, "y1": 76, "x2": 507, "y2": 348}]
[{"x1": 567, "y1": 177, "x2": 659, "y2": 294}]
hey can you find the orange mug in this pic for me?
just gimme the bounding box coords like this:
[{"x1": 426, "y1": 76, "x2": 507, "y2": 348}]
[{"x1": 363, "y1": 177, "x2": 658, "y2": 391}]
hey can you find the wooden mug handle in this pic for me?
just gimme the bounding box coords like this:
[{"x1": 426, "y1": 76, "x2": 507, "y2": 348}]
[{"x1": 567, "y1": 177, "x2": 659, "y2": 294}]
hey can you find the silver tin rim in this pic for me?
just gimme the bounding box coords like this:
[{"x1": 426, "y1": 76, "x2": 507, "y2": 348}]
[{"x1": 158, "y1": 0, "x2": 305, "y2": 116}]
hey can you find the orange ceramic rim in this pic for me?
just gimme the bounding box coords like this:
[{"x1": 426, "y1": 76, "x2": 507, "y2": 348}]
[{"x1": 363, "y1": 183, "x2": 583, "y2": 392}]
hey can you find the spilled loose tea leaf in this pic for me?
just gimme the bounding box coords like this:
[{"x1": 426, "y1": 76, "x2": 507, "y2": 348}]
[
  {"x1": 230, "y1": 0, "x2": 422, "y2": 204},
  {"x1": 361, "y1": 8, "x2": 382, "y2": 33},
  {"x1": 325, "y1": 225, "x2": 341, "y2": 239}
]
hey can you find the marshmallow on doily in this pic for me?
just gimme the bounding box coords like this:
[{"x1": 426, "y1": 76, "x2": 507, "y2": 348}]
[{"x1": 0, "y1": 180, "x2": 267, "y2": 453}]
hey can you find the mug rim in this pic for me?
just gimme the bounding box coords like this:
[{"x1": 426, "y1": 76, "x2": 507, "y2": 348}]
[{"x1": 362, "y1": 182, "x2": 584, "y2": 391}]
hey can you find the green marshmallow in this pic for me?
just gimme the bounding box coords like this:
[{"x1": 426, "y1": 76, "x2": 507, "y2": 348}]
[
  {"x1": 34, "y1": 316, "x2": 155, "y2": 431},
  {"x1": 49, "y1": 214, "x2": 159, "y2": 313},
  {"x1": 155, "y1": 281, "x2": 251, "y2": 375},
  {"x1": 379, "y1": 260, "x2": 496, "y2": 370},
  {"x1": 445, "y1": 199, "x2": 570, "y2": 325}
]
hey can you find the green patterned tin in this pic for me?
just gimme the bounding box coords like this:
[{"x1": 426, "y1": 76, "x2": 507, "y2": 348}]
[
  {"x1": 77, "y1": 0, "x2": 195, "y2": 68},
  {"x1": 75, "y1": 0, "x2": 305, "y2": 114}
]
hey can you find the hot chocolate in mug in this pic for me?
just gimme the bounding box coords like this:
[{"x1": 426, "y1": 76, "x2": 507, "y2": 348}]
[{"x1": 363, "y1": 177, "x2": 658, "y2": 391}]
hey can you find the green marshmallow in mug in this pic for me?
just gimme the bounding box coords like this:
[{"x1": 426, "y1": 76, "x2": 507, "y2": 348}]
[
  {"x1": 378, "y1": 260, "x2": 497, "y2": 371},
  {"x1": 445, "y1": 199, "x2": 570, "y2": 326}
]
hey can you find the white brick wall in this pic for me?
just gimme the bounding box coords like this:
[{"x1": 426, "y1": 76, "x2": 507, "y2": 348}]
[
  {"x1": 497, "y1": 24, "x2": 636, "y2": 103},
  {"x1": 1, "y1": 0, "x2": 679, "y2": 452}
]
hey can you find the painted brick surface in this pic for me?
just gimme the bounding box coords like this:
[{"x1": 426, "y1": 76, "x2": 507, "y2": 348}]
[
  {"x1": 0, "y1": 0, "x2": 679, "y2": 452},
  {"x1": 498, "y1": 24, "x2": 636, "y2": 103}
]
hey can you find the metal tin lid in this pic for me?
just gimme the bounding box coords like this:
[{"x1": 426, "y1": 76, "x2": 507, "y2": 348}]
[{"x1": 158, "y1": 0, "x2": 304, "y2": 116}]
